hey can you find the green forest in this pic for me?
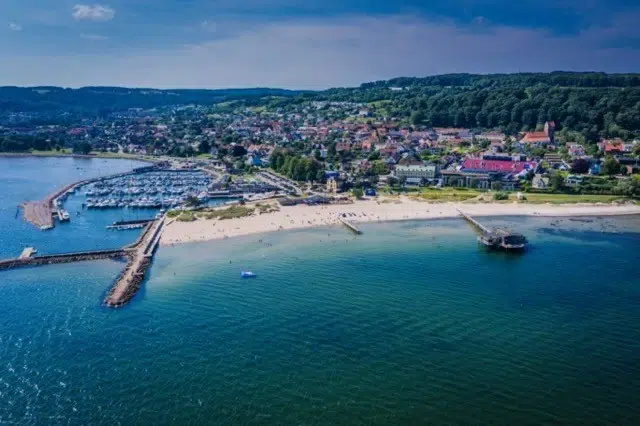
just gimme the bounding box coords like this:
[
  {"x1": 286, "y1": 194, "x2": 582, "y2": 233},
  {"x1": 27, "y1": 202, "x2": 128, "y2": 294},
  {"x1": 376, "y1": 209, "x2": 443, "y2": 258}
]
[{"x1": 312, "y1": 73, "x2": 640, "y2": 140}]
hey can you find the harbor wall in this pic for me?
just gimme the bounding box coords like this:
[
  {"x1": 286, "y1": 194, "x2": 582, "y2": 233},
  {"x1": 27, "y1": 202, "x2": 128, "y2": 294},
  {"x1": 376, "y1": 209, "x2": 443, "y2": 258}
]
[{"x1": 0, "y1": 249, "x2": 128, "y2": 271}]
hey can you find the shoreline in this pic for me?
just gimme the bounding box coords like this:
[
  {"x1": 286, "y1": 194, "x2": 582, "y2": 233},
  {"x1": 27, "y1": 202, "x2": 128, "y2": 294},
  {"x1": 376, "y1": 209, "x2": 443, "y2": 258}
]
[
  {"x1": 0, "y1": 151, "x2": 157, "y2": 163},
  {"x1": 160, "y1": 199, "x2": 640, "y2": 246}
]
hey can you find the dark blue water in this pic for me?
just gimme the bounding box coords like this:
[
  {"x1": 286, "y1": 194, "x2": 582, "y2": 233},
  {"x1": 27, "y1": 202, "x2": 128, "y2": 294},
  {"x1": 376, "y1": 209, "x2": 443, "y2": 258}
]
[{"x1": 1, "y1": 157, "x2": 640, "y2": 425}]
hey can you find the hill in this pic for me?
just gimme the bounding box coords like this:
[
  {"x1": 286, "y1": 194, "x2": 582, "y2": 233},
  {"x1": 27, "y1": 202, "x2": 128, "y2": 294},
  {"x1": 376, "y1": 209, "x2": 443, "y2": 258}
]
[{"x1": 0, "y1": 86, "x2": 307, "y2": 116}]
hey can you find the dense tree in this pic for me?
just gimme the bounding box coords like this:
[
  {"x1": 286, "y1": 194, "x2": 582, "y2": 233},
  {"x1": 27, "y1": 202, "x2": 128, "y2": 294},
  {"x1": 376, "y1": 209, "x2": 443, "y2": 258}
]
[
  {"x1": 185, "y1": 195, "x2": 201, "y2": 208},
  {"x1": 269, "y1": 149, "x2": 324, "y2": 182},
  {"x1": 0, "y1": 136, "x2": 52, "y2": 152},
  {"x1": 198, "y1": 140, "x2": 211, "y2": 154},
  {"x1": 570, "y1": 158, "x2": 591, "y2": 174},
  {"x1": 316, "y1": 73, "x2": 640, "y2": 139},
  {"x1": 72, "y1": 141, "x2": 92, "y2": 155},
  {"x1": 410, "y1": 110, "x2": 425, "y2": 125},
  {"x1": 231, "y1": 145, "x2": 247, "y2": 157},
  {"x1": 550, "y1": 172, "x2": 565, "y2": 191},
  {"x1": 601, "y1": 157, "x2": 621, "y2": 175}
]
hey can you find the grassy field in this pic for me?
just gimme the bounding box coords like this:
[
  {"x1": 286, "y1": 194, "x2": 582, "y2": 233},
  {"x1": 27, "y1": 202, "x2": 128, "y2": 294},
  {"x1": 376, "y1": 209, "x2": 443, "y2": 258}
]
[
  {"x1": 514, "y1": 193, "x2": 629, "y2": 204},
  {"x1": 382, "y1": 187, "x2": 632, "y2": 204},
  {"x1": 405, "y1": 188, "x2": 484, "y2": 202},
  {"x1": 201, "y1": 205, "x2": 254, "y2": 220}
]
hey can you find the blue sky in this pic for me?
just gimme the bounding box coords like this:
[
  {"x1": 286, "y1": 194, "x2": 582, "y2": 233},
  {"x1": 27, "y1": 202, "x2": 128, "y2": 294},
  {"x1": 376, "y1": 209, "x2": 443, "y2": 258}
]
[{"x1": 2, "y1": 0, "x2": 640, "y2": 88}]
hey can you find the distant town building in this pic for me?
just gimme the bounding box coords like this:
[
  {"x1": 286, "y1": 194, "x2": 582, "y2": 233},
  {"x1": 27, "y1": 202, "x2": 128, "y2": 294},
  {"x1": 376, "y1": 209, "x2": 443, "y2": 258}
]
[
  {"x1": 395, "y1": 164, "x2": 439, "y2": 181},
  {"x1": 326, "y1": 177, "x2": 338, "y2": 194},
  {"x1": 519, "y1": 121, "x2": 556, "y2": 146}
]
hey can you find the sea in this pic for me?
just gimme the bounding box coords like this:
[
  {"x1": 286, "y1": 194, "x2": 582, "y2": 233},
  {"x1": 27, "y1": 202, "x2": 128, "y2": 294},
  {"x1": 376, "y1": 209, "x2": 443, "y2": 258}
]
[{"x1": 0, "y1": 156, "x2": 639, "y2": 425}]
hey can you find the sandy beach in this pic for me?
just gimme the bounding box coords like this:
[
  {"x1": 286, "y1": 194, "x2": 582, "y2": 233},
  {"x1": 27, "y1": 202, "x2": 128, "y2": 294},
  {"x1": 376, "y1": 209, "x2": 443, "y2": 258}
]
[{"x1": 159, "y1": 198, "x2": 640, "y2": 245}]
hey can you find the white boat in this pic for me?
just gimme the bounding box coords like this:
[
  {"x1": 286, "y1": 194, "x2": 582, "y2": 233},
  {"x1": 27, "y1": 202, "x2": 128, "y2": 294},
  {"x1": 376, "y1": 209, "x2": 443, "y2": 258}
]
[{"x1": 241, "y1": 271, "x2": 257, "y2": 278}]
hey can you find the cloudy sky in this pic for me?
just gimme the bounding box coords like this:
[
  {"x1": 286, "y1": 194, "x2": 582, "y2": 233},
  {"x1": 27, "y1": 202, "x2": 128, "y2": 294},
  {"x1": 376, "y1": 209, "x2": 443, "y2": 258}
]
[{"x1": 2, "y1": 0, "x2": 640, "y2": 89}]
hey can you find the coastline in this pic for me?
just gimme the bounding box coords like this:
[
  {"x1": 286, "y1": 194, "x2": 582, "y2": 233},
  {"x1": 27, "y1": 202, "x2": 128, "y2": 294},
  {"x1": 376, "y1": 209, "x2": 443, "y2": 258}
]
[
  {"x1": 0, "y1": 151, "x2": 157, "y2": 163},
  {"x1": 160, "y1": 198, "x2": 640, "y2": 245}
]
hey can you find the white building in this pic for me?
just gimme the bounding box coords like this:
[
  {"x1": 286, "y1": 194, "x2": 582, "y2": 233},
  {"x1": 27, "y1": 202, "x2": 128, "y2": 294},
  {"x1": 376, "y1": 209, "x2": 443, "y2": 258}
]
[{"x1": 395, "y1": 164, "x2": 439, "y2": 181}]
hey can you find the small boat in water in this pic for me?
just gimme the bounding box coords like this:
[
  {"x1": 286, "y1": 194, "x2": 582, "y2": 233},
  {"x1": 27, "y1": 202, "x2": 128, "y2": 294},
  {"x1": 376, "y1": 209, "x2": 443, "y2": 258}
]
[{"x1": 241, "y1": 271, "x2": 257, "y2": 278}]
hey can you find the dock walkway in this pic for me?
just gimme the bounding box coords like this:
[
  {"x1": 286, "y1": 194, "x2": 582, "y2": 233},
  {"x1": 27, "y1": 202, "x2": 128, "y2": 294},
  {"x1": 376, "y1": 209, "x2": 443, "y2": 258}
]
[
  {"x1": 456, "y1": 208, "x2": 490, "y2": 233},
  {"x1": 19, "y1": 247, "x2": 36, "y2": 259},
  {"x1": 338, "y1": 216, "x2": 362, "y2": 234}
]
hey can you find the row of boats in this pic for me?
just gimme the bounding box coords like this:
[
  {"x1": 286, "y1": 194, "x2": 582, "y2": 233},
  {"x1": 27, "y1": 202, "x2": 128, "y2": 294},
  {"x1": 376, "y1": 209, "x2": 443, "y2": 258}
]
[
  {"x1": 82, "y1": 171, "x2": 212, "y2": 209},
  {"x1": 84, "y1": 194, "x2": 207, "y2": 209}
]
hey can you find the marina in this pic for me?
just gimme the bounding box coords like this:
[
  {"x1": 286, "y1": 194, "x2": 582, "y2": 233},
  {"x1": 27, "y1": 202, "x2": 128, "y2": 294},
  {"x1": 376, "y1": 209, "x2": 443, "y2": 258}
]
[
  {"x1": 19, "y1": 166, "x2": 157, "y2": 230},
  {"x1": 82, "y1": 170, "x2": 211, "y2": 209}
]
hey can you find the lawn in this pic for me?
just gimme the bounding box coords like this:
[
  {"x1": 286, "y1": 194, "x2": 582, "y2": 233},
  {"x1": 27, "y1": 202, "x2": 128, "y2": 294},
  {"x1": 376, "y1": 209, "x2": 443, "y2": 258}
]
[
  {"x1": 201, "y1": 205, "x2": 254, "y2": 220},
  {"x1": 514, "y1": 193, "x2": 630, "y2": 204},
  {"x1": 408, "y1": 188, "x2": 484, "y2": 202}
]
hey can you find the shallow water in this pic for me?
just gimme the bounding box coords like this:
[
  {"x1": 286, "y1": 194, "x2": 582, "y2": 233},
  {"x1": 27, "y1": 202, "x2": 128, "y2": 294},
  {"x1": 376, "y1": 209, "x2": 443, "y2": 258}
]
[{"x1": 1, "y1": 157, "x2": 640, "y2": 425}]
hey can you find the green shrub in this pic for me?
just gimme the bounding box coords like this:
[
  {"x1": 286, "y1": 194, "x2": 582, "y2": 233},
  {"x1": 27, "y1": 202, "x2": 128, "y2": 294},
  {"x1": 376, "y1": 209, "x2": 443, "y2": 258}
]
[{"x1": 493, "y1": 191, "x2": 509, "y2": 201}]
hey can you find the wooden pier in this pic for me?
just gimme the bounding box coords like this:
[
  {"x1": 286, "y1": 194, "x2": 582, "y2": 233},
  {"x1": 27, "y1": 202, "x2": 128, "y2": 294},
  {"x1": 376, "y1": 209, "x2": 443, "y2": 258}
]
[
  {"x1": 456, "y1": 208, "x2": 490, "y2": 233},
  {"x1": 338, "y1": 216, "x2": 362, "y2": 234}
]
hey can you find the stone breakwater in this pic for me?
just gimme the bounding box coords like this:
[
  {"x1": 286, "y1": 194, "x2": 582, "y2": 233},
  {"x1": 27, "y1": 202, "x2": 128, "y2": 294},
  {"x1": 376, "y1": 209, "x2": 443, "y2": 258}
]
[
  {"x1": 0, "y1": 218, "x2": 165, "y2": 308},
  {"x1": 103, "y1": 256, "x2": 152, "y2": 308},
  {"x1": 0, "y1": 249, "x2": 129, "y2": 271}
]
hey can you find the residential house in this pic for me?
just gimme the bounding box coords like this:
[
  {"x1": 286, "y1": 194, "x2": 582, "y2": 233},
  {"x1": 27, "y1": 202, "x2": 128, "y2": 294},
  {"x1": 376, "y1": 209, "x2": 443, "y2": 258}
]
[
  {"x1": 532, "y1": 174, "x2": 550, "y2": 189},
  {"x1": 600, "y1": 139, "x2": 626, "y2": 154},
  {"x1": 567, "y1": 143, "x2": 586, "y2": 157},
  {"x1": 564, "y1": 175, "x2": 584, "y2": 187},
  {"x1": 326, "y1": 177, "x2": 339, "y2": 194},
  {"x1": 335, "y1": 141, "x2": 351, "y2": 152}
]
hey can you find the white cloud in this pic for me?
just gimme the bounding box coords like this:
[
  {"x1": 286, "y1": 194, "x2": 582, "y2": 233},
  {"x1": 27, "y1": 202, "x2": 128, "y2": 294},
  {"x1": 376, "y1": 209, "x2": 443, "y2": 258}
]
[
  {"x1": 72, "y1": 4, "x2": 115, "y2": 22},
  {"x1": 81, "y1": 33, "x2": 109, "y2": 40},
  {"x1": 9, "y1": 22, "x2": 23, "y2": 31},
  {"x1": 2, "y1": 15, "x2": 640, "y2": 88}
]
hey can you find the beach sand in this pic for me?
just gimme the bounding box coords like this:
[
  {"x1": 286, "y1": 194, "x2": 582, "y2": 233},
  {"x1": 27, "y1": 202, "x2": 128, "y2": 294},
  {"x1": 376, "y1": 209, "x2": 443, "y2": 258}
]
[{"x1": 159, "y1": 198, "x2": 640, "y2": 245}]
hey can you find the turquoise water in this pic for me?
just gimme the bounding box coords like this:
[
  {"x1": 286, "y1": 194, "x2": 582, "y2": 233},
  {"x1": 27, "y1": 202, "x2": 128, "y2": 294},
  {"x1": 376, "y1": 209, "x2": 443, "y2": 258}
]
[{"x1": 1, "y1": 158, "x2": 640, "y2": 425}]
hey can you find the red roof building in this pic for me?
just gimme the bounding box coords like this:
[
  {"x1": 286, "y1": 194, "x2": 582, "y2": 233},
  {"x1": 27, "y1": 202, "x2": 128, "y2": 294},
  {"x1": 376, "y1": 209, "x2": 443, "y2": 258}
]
[{"x1": 462, "y1": 158, "x2": 536, "y2": 174}]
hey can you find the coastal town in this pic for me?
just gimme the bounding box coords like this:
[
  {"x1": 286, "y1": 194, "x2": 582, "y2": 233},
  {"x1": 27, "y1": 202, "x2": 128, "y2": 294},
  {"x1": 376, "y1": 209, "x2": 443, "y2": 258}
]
[{"x1": 2, "y1": 96, "x2": 639, "y2": 204}]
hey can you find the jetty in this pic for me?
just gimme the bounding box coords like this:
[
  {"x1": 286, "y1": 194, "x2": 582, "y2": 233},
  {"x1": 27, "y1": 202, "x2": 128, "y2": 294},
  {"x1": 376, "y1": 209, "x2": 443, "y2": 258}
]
[
  {"x1": 0, "y1": 248, "x2": 128, "y2": 271},
  {"x1": 0, "y1": 217, "x2": 166, "y2": 308},
  {"x1": 457, "y1": 209, "x2": 527, "y2": 251},
  {"x1": 338, "y1": 215, "x2": 362, "y2": 234},
  {"x1": 104, "y1": 218, "x2": 165, "y2": 308},
  {"x1": 457, "y1": 208, "x2": 490, "y2": 233}
]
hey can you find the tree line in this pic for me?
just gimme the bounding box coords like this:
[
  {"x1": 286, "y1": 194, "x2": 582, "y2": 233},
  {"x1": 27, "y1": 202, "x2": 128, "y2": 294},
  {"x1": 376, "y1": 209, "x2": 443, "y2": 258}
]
[
  {"x1": 269, "y1": 149, "x2": 325, "y2": 182},
  {"x1": 0, "y1": 135, "x2": 53, "y2": 152}
]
